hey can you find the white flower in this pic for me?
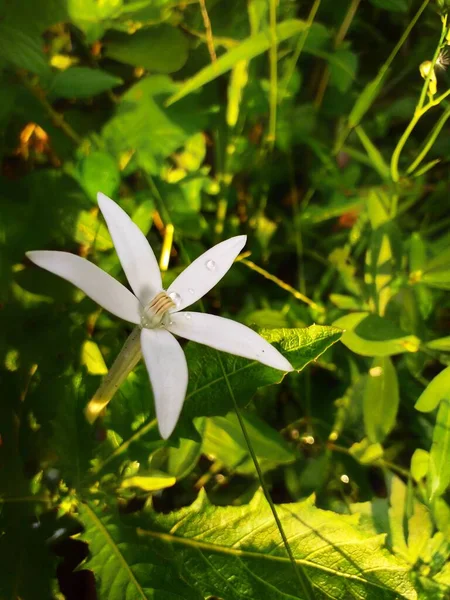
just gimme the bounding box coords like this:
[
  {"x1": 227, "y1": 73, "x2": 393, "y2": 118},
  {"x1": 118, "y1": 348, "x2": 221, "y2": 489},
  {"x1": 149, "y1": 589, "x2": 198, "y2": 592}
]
[{"x1": 26, "y1": 193, "x2": 293, "y2": 438}]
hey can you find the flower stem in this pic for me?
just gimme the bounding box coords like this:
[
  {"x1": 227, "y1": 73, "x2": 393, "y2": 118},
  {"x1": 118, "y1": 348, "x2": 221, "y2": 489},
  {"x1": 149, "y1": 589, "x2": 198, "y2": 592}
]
[
  {"x1": 85, "y1": 326, "x2": 142, "y2": 423},
  {"x1": 215, "y1": 350, "x2": 314, "y2": 600}
]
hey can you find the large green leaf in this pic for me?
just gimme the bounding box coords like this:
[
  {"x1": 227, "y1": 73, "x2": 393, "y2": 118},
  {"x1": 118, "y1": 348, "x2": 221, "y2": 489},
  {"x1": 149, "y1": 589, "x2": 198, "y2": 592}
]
[
  {"x1": 0, "y1": 23, "x2": 50, "y2": 78},
  {"x1": 78, "y1": 501, "x2": 203, "y2": 600},
  {"x1": 102, "y1": 75, "x2": 208, "y2": 173},
  {"x1": 50, "y1": 67, "x2": 123, "y2": 99},
  {"x1": 105, "y1": 25, "x2": 189, "y2": 73},
  {"x1": 333, "y1": 312, "x2": 420, "y2": 357},
  {"x1": 415, "y1": 366, "x2": 450, "y2": 412},
  {"x1": 133, "y1": 489, "x2": 417, "y2": 599},
  {"x1": 90, "y1": 325, "x2": 342, "y2": 473},
  {"x1": 169, "y1": 325, "x2": 342, "y2": 438},
  {"x1": 166, "y1": 19, "x2": 308, "y2": 105},
  {"x1": 364, "y1": 356, "x2": 399, "y2": 443},
  {"x1": 201, "y1": 411, "x2": 296, "y2": 475},
  {"x1": 428, "y1": 398, "x2": 450, "y2": 501}
]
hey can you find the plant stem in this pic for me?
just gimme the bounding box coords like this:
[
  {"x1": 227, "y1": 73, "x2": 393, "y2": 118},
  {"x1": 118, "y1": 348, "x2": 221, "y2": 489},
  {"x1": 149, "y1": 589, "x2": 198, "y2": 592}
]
[
  {"x1": 315, "y1": 0, "x2": 360, "y2": 108},
  {"x1": 17, "y1": 71, "x2": 82, "y2": 146},
  {"x1": 215, "y1": 351, "x2": 314, "y2": 600},
  {"x1": 267, "y1": 0, "x2": 278, "y2": 147},
  {"x1": 280, "y1": 0, "x2": 321, "y2": 105}
]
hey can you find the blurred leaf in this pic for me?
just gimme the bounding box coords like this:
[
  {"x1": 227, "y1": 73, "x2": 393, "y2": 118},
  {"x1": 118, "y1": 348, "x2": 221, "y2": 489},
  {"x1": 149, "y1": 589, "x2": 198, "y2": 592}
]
[
  {"x1": 349, "y1": 437, "x2": 384, "y2": 464},
  {"x1": 409, "y1": 233, "x2": 427, "y2": 273},
  {"x1": 102, "y1": 75, "x2": 208, "y2": 172},
  {"x1": 120, "y1": 473, "x2": 176, "y2": 491},
  {"x1": 364, "y1": 356, "x2": 399, "y2": 443},
  {"x1": 427, "y1": 337, "x2": 450, "y2": 352},
  {"x1": 329, "y1": 48, "x2": 358, "y2": 93},
  {"x1": 365, "y1": 221, "x2": 401, "y2": 316},
  {"x1": 167, "y1": 19, "x2": 307, "y2": 105},
  {"x1": 135, "y1": 488, "x2": 417, "y2": 599},
  {"x1": 202, "y1": 412, "x2": 295, "y2": 475},
  {"x1": 410, "y1": 448, "x2": 429, "y2": 482},
  {"x1": 81, "y1": 340, "x2": 108, "y2": 375},
  {"x1": 166, "y1": 435, "x2": 202, "y2": 480},
  {"x1": 407, "y1": 501, "x2": 432, "y2": 565},
  {"x1": 75, "y1": 209, "x2": 114, "y2": 251},
  {"x1": 0, "y1": 23, "x2": 50, "y2": 78},
  {"x1": 415, "y1": 366, "x2": 450, "y2": 412},
  {"x1": 50, "y1": 67, "x2": 123, "y2": 99},
  {"x1": 68, "y1": 0, "x2": 122, "y2": 41},
  {"x1": 333, "y1": 312, "x2": 420, "y2": 357},
  {"x1": 77, "y1": 151, "x2": 121, "y2": 202},
  {"x1": 356, "y1": 129, "x2": 390, "y2": 180},
  {"x1": 421, "y1": 248, "x2": 450, "y2": 291},
  {"x1": 105, "y1": 25, "x2": 189, "y2": 73},
  {"x1": 428, "y1": 398, "x2": 450, "y2": 501},
  {"x1": 79, "y1": 501, "x2": 202, "y2": 600},
  {"x1": 369, "y1": 0, "x2": 408, "y2": 11}
]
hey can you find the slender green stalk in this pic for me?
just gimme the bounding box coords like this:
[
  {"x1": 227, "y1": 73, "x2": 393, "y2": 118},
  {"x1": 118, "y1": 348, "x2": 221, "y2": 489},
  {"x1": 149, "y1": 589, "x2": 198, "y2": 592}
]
[
  {"x1": 267, "y1": 0, "x2": 278, "y2": 147},
  {"x1": 407, "y1": 106, "x2": 450, "y2": 175},
  {"x1": 215, "y1": 351, "x2": 314, "y2": 600},
  {"x1": 315, "y1": 0, "x2": 359, "y2": 108},
  {"x1": 280, "y1": 0, "x2": 321, "y2": 105},
  {"x1": 390, "y1": 17, "x2": 449, "y2": 183},
  {"x1": 390, "y1": 90, "x2": 450, "y2": 183},
  {"x1": 335, "y1": 0, "x2": 430, "y2": 153},
  {"x1": 416, "y1": 14, "x2": 448, "y2": 111}
]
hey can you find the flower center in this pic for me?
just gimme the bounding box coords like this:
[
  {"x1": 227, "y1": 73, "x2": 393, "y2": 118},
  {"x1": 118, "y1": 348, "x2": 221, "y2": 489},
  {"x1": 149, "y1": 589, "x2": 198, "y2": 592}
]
[{"x1": 140, "y1": 291, "x2": 175, "y2": 329}]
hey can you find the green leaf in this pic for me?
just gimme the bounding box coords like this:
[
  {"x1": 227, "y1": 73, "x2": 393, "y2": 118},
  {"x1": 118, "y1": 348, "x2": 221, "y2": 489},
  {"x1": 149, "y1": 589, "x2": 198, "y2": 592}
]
[
  {"x1": 415, "y1": 366, "x2": 450, "y2": 412},
  {"x1": 75, "y1": 210, "x2": 114, "y2": 251},
  {"x1": 135, "y1": 489, "x2": 417, "y2": 599},
  {"x1": 427, "y1": 337, "x2": 450, "y2": 352},
  {"x1": 364, "y1": 356, "x2": 399, "y2": 443},
  {"x1": 356, "y1": 129, "x2": 390, "y2": 181},
  {"x1": 333, "y1": 312, "x2": 420, "y2": 357},
  {"x1": 78, "y1": 501, "x2": 203, "y2": 600},
  {"x1": 365, "y1": 221, "x2": 401, "y2": 316},
  {"x1": 420, "y1": 248, "x2": 450, "y2": 291},
  {"x1": 0, "y1": 23, "x2": 50, "y2": 78},
  {"x1": 105, "y1": 25, "x2": 189, "y2": 73},
  {"x1": 81, "y1": 339, "x2": 108, "y2": 375},
  {"x1": 407, "y1": 501, "x2": 432, "y2": 565},
  {"x1": 409, "y1": 233, "x2": 427, "y2": 273},
  {"x1": 120, "y1": 473, "x2": 176, "y2": 491},
  {"x1": 349, "y1": 437, "x2": 384, "y2": 464},
  {"x1": 328, "y1": 48, "x2": 358, "y2": 93},
  {"x1": 77, "y1": 151, "x2": 121, "y2": 202},
  {"x1": 369, "y1": 0, "x2": 408, "y2": 12},
  {"x1": 50, "y1": 66, "x2": 123, "y2": 99},
  {"x1": 428, "y1": 398, "x2": 450, "y2": 501},
  {"x1": 202, "y1": 412, "x2": 295, "y2": 475},
  {"x1": 348, "y1": 76, "x2": 385, "y2": 130},
  {"x1": 410, "y1": 448, "x2": 429, "y2": 482},
  {"x1": 102, "y1": 75, "x2": 207, "y2": 172},
  {"x1": 68, "y1": 0, "x2": 122, "y2": 41},
  {"x1": 166, "y1": 19, "x2": 307, "y2": 105}
]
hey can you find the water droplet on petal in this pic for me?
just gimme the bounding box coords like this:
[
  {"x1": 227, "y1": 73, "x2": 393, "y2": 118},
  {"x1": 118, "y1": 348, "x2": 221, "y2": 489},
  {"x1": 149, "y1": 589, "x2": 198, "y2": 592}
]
[
  {"x1": 184, "y1": 313, "x2": 191, "y2": 320},
  {"x1": 168, "y1": 291, "x2": 181, "y2": 306},
  {"x1": 188, "y1": 288, "x2": 194, "y2": 295},
  {"x1": 205, "y1": 259, "x2": 216, "y2": 271}
]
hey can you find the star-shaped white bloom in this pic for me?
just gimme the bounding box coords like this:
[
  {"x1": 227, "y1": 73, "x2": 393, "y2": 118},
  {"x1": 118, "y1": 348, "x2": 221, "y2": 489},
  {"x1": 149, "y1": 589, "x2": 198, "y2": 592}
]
[{"x1": 26, "y1": 193, "x2": 293, "y2": 438}]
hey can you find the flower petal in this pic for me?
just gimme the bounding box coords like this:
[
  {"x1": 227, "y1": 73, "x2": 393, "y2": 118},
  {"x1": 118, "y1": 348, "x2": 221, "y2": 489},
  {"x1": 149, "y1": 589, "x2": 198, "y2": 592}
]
[
  {"x1": 167, "y1": 236, "x2": 246, "y2": 312},
  {"x1": 140, "y1": 327, "x2": 188, "y2": 439},
  {"x1": 168, "y1": 312, "x2": 294, "y2": 372},
  {"x1": 98, "y1": 192, "x2": 162, "y2": 306},
  {"x1": 26, "y1": 250, "x2": 141, "y2": 324}
]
